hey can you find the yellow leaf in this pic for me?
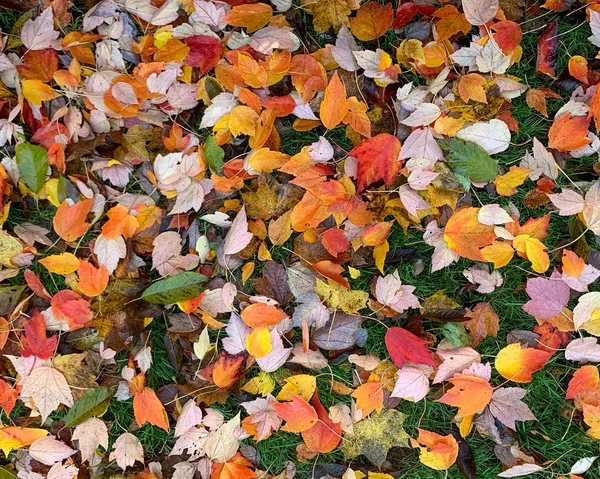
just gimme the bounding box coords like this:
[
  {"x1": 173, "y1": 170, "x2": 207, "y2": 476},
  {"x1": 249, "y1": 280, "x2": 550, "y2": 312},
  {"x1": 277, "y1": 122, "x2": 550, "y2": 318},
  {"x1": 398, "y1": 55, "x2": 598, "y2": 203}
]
[
  {"x1": 300, "y1": 0, "x2": 360, "y2": 33},
  {"x1": 242, "y1": 372, "x2": 275, "y2": 396},
  {"x1": 373, "y1": 240, "x2": 389, "y2": 274},
  {"x1": 480, "y1": 241, "x2": 514, "y2": 268},
  {"x1": 228, "y1": 105, "x2": 259, "y2": 137},
  {"x1": 0, "y1": 231, "x2": 23, "y2": 268},
  {"x1": 493, "y1": 166, "x2": 532, "y2": 196},
  {"x1": 39, "y1": 253, "x2": 80, "y2": 275},
  {"x1": 22, "y1": 79, "x2": 58, "y2": 106},
  {"x1": 247, "y1": 148, "x2": 289, "y2": 173},
  {"x1": 277, "y1": 374, "x2": 317, "y2": 402},
  {"x1": 513, "y1": 234, "x2": 549, "y2": 273},
  {"x1": 0, "y1": 427, "x2": 48, "y2": 456},
  {"x1": 242, "y1": 262, "x2": 255, "y2": 282},
  {"x1": 315, "y1": 278, "x2": 368, "y2": 314},
  {"x1": 245, "y1": 326, "x2": 272, "y2": 358}
]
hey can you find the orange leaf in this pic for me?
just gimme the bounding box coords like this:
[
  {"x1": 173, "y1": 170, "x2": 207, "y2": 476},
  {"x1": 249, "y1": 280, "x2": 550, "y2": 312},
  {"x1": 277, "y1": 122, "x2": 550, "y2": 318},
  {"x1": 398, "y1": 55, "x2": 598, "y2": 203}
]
[
  {"x1": 133, "y1": 387, "x2": 169, "y2": 432},
  {"x1": 155, "y1": 38, "x2": 190, "y2": 63},
  {"x1": 321, "y1": 228, "x2": 350, "y2": 257},
  {"x1": 77, "y1": 261, "x2": 109, "y2": 297},
  {"x1": 200, "y1": 352, "x2": 245, "y2": 389},
  {"x1": 0, "y1": 427, "x2": 48, "y2": 456},
  {"x1": 434, "y1": 5, "x2": 471, "y2": 42},
  {"x1": 548, "y1": 113, "x2": 591, "y2": 152},
  {"x1": 313, "y1": 260, "x2": 350, "y2": 289},
  {"x1": 241, "y1": 303, "x2": 288, "y2": 328},
  {"x1": 0, "y1": 317, "x2": 8, "y2": 350},
  {"x1": 320, "y1": 72, "x2": 349, "y2": 130},
  {"x1": 223, "y1": 4, "x2": 273, "y2": 33},
  {"x1": 444, "y1": 207, "x2": 496, "y2": 261},
  {"x1": 495, "y1": 343, "x2": 552, "y2": 383},
  {"x1": 0, "y1": 379, "x2": 18, "y2": 416},
  {"x1": 437, "y1": 376, "x2": 493, "y2": 417},
  {"x1": 301, "y1": 391, "x2": 342, "y2": 453},
  {"x1": 350, "y1": 133, "x2": 402, "y2": 193},
  {"x1": 101, "y1": 205, "x2": 139, "y2": 240},
  {"x1": 53, "y1": 199, "x2": 93, "y2": 242},
  {"x1": 566, "y1": 365, "x2": 599, "y2": 401},
  {"x1": 272, "y1": 395, "x2": 318, "y2": 433},
  {"x1": 361, "y1": 221, "x2": 392, "y2": 247},
  {"x1": 458, "y1": 74, "x2": 487, "y2": 104},
  {"x1": 351, "y1": 381, "x2": 384, "y2": 417},
  {"x1": 212, "y1": 454, "x2": 257, "y2": 479},
  {"x1": 414, "y1": 428, "x2": 459, "y2": 471},
  {"x1": 349, "y1": 2, "x2": 394, "y2": 41},
  {"x1": 50, "y1": 290, "x2": 93, "y2": 330},
  {"x1": 562, "y1": 250, "x2": 585, "y2": 278}
]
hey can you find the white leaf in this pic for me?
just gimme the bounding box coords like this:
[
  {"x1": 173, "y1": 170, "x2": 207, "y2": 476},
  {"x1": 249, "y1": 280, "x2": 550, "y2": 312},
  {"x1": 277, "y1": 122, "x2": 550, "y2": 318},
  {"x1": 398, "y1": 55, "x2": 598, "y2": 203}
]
[
  {"x1": 193, "y1": 327, "x2": 211, "y2": 363},
  {"x1": 548, "y1": 188, "x2": 585, "y2": 216},
  {"x1": 463, "y1": 264, "x2": 503, "y2": 294},
  {"x1": 224, "y1": 206, "x2": 253, "y2": 255},
  {"x1": 21, "y1": 366, "x2": 74, "y2": 423},
  {"x1": 407, "y1": 168, "x2": 439, "y2": 190},
  {"x1": 400, "y1": 127, "x2": 444, "y2": 163},
  {"x1": 175, "y1": 399, "x2": 204, "y2": 438},
  {"x1": 308, "y1": 137, "x2": 334, "y2": 162},
  {"x1": 191, "y1": 0, "x2": 229, "y2": 29},
  {"x1": 476, "y1": 38, "x2": 511, "y2": 74},
  {"x1": 571, "y1": 456, "x2": 598, "y2": 474},
  {"x1": 521, "y1": 138, "x2": 558, "y2": 180},
  {"x1": 434, "y1": 348, "x2": 481, "y2": 383},
  {"x1": 204, "y1": 413, "x2": 241, "y2": 462},
  {"x1": 497, "y1": 464, "x2": 544, "y2": 478},
  {"x1": 256, "y1": 330, "x2": 291, "y2": 372},
  {"x1": 134, "y1": 346, "x2": 153, "y2": 373},
  {"x1": 400, "y1": 103, "x2": 441, "y2": 127},
  {"x1": 109, "y1": 432, "x2": 144, "y2": 470},
  {"x1": 94, "y1": 235, "x2": 127, "y2": 274},
  {"x1": 21, "y1": 8, "x2": 59, "y2": 50},
  {"x1": 391, "y1": 364, "x2": 432, "y2": 402},
  {"x1": 583, "y1": 182, "x2": 600, "y2": 234},
  {"x1": 199, "y1": 93, "x2": 237, "y2": 129},
  {"x1": 72, "y1": 417, "x2": 109, "y2": 463},
  {"x1": 457, "y1": 119, "x2": 511, "y2": 154},
  {"x1": 29, "y1": 436, "x2": 76, "y2": 466},
  {"x1": 248, "y1": 27, "x2": 300, "y2": 55},
  {"x1": 375, "y1": 270, "x2": 420, "y2": 313},
  {"x1": 173, "y1": 462, "x2": 197, "y2": 479},
  {"x1": 478, "y1": 204, "x2": 514, "y2": 226},
  {"x1": 574, "y1": 292, "x2": 600, "y2": 330},
  {"x1": 398, "y1": 184, "x2": 431, "y2": 217},
  {"x1": 332, "y1": 25, "x2": 361, "y2": 71},
  {"x1": 565, "y1": 337, "x2": 600, "y2": 363},
  {"x1": 47, "y1": 464, "x2": 78, "y2": 479},
  {"x1": 462, "y1": 0, "x2": 498, "y2": 26},
  {"x1": 222, "y1": 312, "x2": 251, "y2": 354},
  {"x1": 589, "y1": 10, "x2": 600, "y2": 47}
]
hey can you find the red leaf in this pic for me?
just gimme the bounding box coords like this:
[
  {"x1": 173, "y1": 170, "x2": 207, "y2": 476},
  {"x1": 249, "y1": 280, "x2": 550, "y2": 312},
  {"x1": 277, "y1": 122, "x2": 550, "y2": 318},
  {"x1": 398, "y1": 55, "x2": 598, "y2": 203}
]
[
  {"x1": 0, "y1": 379, "x2": 18, "y2": 416},
  {"x1": 536, "y1": 21, "x2": 558, "y2": 79},
  {"x1": 301, "y1": 391, "x2": 342, "y2": 453},
  {"x1": 21, "y1": 310, "x2": 57, "y2": 360},
  {"x1": 50, "y1": 290, "x2": 93, "y2": 331},
  {"x1": 349, "y1": 133, "x2": 402, "y2": 193},
  {"x1": 321, "y1": 228, "x2": 350, "y2": 257},
  {"x1": 184, "y1": 36, "x2": 223, "y2": 75},
  {"x1": 385, "y1": 327, "x2": 435, "y2": 368},
  {"x1": 313, "y1": 260, "x2": 350, "y2": 289},
  {"x1": 24, "y1": 269, "x2": 51, "y2": 301}
]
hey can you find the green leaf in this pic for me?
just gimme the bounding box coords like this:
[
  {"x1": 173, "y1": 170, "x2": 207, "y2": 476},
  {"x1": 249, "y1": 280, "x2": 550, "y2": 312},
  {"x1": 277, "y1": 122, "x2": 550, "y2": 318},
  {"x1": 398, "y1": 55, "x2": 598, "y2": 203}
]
[
  {"x1": 0, "y1": 467, "x2": 17, "y2": 479},
  {"x1": 439, "y1": 138, "x2": 498, "y2": 184},
  {"x1": 142, "y1": 272, "x2": 208, "y2": 304},
  {"x1": 64, "y1": 386, "x2": 114, "y2": 427},
  {"x1": 204, "y1": 135, "x2": 224, "y2": 174},
  {"x1": 15, "y1": 142, "x2": 48, "y2": 193}
]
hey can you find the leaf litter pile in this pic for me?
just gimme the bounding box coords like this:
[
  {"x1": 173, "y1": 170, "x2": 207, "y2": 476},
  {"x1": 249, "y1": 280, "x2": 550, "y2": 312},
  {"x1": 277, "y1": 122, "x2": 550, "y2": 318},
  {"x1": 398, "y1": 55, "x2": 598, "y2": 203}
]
[{"x1": 1, "y1": 0, "x2": 600, "y2": 477}]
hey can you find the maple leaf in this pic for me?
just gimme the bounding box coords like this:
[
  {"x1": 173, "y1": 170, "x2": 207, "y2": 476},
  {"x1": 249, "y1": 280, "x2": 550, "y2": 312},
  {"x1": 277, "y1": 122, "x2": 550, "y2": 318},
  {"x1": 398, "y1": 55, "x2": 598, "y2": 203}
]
[
  {"x1": 301, "y1": 0, "x2": 360, "y2": 33},
  {"x1": 464, "y1": 302, "x2": 500, "y2": 347},
  {"x1": 414, "y1": 429, "x2": 459, "y2": 470},
  {"x1": 385, "y1": 327, "x2": 435, "y2": 369},
  {"x1": 495, "y1": 343, "x2": 552, "y2": 383},
  {"x1": 548, "y1": 113, "x2": 591, "y2": 152},
  {"x1": 301, "y1": 391, "x2": 342, "y2": 453},
  {"x1": 21, "y1": 309, "x2": 58, "y2": 359},
  {"x1": 434, "y1": 5, "x2": 471, "y2": 42},
  {"x1": 444, "y1": 207, "x2": 496, "y2": 261},
  {"x1": 437, "y1": 375, "x2": 493, "y2": 417},
  {"x1": 272, "y1": 395, "x2": 318, "y2": 433},
  {"x1": 53, "y1": 199, "x2": 93, "y2": 242},
  {"x1": 350, "y1": 133, "x2": 402, "y2": 193}
]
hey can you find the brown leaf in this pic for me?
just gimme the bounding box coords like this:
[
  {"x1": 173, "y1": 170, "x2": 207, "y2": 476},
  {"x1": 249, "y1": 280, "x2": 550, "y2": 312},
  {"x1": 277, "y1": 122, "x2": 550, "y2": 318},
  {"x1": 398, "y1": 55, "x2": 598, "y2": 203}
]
[{"x1": 464, "y1": 302, "x2": 500, "y2": 347}]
